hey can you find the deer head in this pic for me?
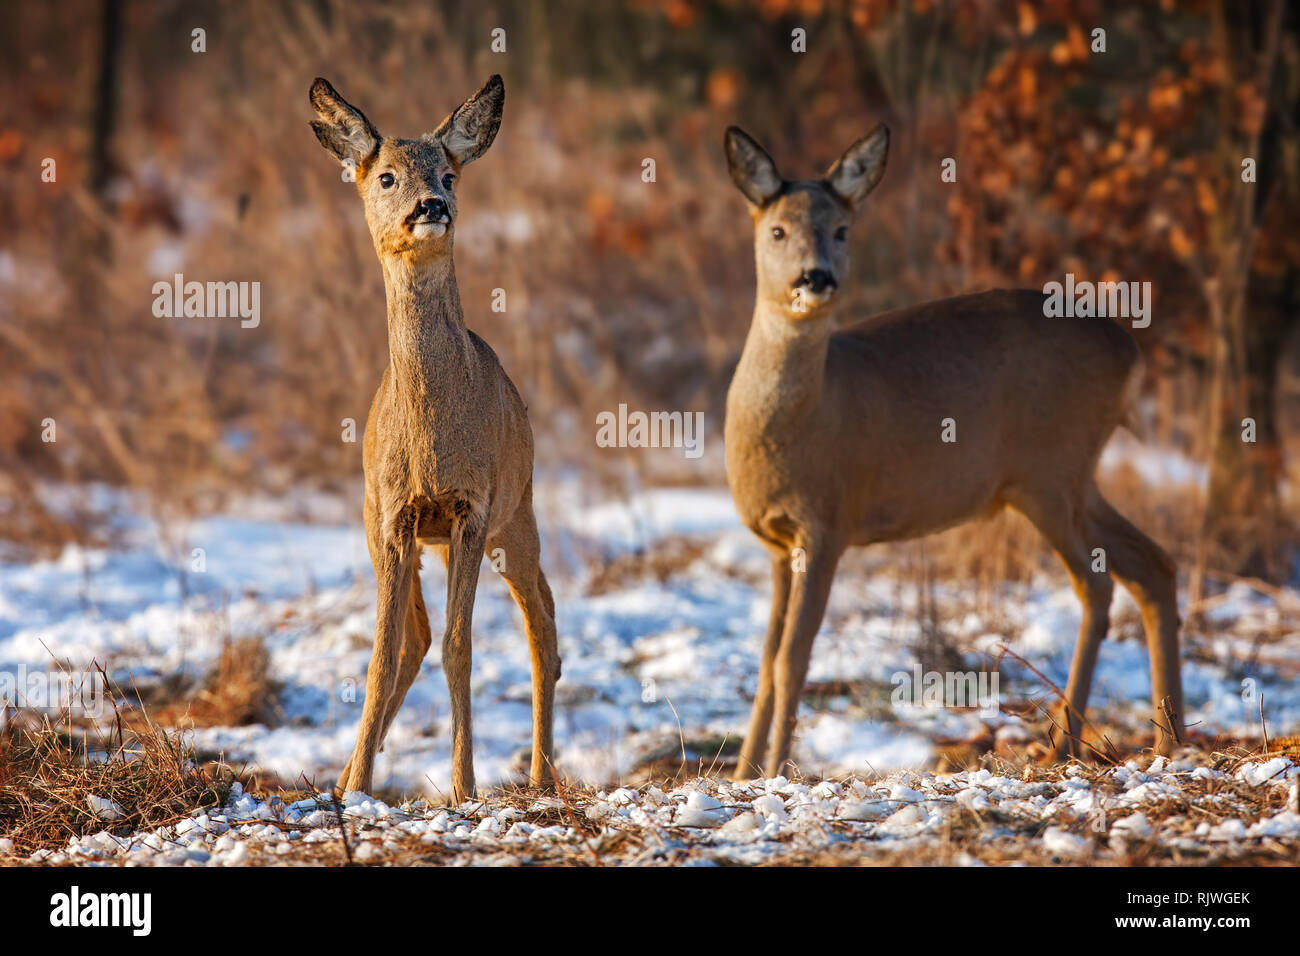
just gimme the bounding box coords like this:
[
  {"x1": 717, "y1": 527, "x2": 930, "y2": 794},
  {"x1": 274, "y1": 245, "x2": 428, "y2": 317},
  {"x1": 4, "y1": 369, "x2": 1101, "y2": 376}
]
[
  {"x1": 725, "y1": 124, "x2": 889, "y2": 318},
  {"x1": 310, "y1": 75, "x2": 505, "y2": 264}
]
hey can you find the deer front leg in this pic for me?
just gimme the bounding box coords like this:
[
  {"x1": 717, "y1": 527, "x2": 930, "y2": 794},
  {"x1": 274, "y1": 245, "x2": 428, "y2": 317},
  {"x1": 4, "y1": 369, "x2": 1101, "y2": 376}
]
[
  {"x1": 336, "y1": 562, "x2": 435, "y2": 788},
  {"x1": 339, "y1": 506, "x2": 417, "y2": 795},
  {"x1": 765, "y1": 537, "x2": 841, "y2": 778},
  {"x1": 444, "y1": 504, "x2": 489, "y2": 805},
  {"x1": 734, "y1": 552, "x2": 793, "y2": 781}
]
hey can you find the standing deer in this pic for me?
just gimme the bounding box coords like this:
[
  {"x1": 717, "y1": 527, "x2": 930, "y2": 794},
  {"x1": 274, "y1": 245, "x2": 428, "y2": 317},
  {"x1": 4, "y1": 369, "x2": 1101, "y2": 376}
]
[
  {"x1": 722, "y1": 125, "x2": 1184, "y2": 779},
  {"x1": 310, "y1": 75, "x2": 559, "y2": 802}
]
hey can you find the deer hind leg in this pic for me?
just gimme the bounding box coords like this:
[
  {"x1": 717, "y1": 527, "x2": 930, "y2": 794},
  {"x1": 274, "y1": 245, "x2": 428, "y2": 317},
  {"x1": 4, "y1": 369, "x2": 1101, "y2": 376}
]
[
  {"x1": 1012, "y1": 488, "x2": 1113, "y2": 761},
  {"x1": 336, "y1": 559, "x2": 433, "y2": 788},
  {"x1": 339, "y1": 505, "x2": 417, "y2": 795},
  {"x1": 1085, "y1": 487, "x2": 1184, "y2": 755},
  {"x1": 443, "y1": 505, "x2": 489, "y2": 805},
  {"x1": 766, "y1": 536, "x2": 842, "y2": 778},
  {"x1": 392, "y1": 562, "x2": 436, "y2": 727},
  {"x1": 734, "y1": 551, "x2": 792, "y2": 781},
  {"x1": 492, "y1": 492, "x2": 561, "y2": 790}
]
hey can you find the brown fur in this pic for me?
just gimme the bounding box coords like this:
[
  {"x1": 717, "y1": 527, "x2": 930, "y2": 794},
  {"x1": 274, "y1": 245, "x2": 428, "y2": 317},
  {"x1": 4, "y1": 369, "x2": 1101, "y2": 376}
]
[
  {"x1": 311, "y1": 76, "x2": 558, "y2": 802},
  {"x1": 722, "y1": 126, "x2": 1184, "y2": 778}
]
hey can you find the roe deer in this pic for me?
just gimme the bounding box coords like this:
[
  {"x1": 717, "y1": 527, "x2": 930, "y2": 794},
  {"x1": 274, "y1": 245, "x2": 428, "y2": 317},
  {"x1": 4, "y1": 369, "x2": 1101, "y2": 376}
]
[
  {"x1": 722, "y1": 125, "x2": 1184, "y2": 779},
  {"x1": 310, "y1": 76, "x2": 559, "y2": 802}
]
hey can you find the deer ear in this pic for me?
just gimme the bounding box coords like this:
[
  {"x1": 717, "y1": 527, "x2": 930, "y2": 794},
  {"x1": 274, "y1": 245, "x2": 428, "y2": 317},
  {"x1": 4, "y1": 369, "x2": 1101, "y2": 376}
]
[
  {"x1": 724, "y1": 127, "x2": 783, "y2": 207},
  {"x1": 309, "y1": 77, "x2": 381, "y2": 168},
  {"x1": 825, "y1": 124, "x2": 889, "y2": 209},
  {"x1": 430, "y1": 75, "x2": 505, "y2": 167}
]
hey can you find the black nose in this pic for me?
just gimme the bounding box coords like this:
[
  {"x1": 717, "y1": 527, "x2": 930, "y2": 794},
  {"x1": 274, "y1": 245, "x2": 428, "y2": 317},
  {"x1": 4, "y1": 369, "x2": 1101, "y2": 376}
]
[
  {"x1": 420, "y1": 196, "x2": 448, "y2": 221},
  {"x1": 797, "y1": 269, "x2": 837, "y2": 294}
]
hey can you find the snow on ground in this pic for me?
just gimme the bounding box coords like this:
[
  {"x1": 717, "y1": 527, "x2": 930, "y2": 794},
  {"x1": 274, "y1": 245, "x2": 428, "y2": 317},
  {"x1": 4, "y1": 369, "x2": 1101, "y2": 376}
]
[
  {"x1": 20, "y1": 755, "x2": 1300, "y2": 866},
  {"x1": 1099, "y1": 429, "x2": 1208, "y2": 489},
  {"x1": 2, "y1": 461, "x2": 1298, "y2": 802}
]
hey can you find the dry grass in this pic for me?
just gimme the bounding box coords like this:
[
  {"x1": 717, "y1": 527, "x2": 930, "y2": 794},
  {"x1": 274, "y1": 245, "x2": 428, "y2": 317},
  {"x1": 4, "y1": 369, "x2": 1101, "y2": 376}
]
[
  {"x1": 0, "y1": 716, "x2": 231, "y2": 858},
  {"x1": 584, "y1": 536, "x2": 715, "y2": 595},
  {"x1": 149, "y1": 636, "x2": 283, "y2": 730}
]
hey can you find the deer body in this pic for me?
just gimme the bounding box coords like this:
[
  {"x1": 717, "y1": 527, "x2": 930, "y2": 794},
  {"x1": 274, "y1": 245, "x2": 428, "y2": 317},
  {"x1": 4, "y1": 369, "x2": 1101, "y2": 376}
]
[
  {"x1": 312, "y1": 76, "x2": 559, "y2": 803},
  {"x1": 722, "y1": 126, "x2": 1184, "y2": 778},
  {"x1": 728, "y1": 290, "x2": 1138, "y2": 545},
  {"x1": 365, "y1": 260, "x2": 533, "y2": 544}
]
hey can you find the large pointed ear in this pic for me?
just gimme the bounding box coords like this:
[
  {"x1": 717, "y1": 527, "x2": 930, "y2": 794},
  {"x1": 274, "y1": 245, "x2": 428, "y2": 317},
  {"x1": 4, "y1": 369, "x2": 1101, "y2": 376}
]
[
  {"x1": 429, "y1": 75, "x2": 505, "y2": 167},
  {"x1": 724, "y1": 126, "x2": 783, "y2": 207},
  {"x1": 309, "y1": 77, "x2": 381, "y2": 168},
  {"x1": 825, "y1": 124, "x2": 889, "y2": 209}
]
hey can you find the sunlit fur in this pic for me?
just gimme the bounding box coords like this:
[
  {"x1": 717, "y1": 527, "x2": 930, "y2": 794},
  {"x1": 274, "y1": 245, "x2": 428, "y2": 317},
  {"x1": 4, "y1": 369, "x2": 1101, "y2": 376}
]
[
  {"x1": 311, "y1": 75, "x2": 558, "y2": 804},
  {"x1": 723, "y1": 127, "x2": 1184, "y2": 778}
]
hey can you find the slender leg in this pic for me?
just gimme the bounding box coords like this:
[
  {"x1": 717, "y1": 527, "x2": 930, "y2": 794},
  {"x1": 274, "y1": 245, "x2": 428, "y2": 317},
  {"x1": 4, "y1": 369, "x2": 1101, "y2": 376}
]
[
  {"x1": 734, "y1": 550, "x2": 792, "y2": 780},
  {"x1": 492, "y1": 493, "x2": 561, "y2": 789},
  {"x1": 524, "y1": 568, "x2": 560, "y2": 786},
  {"x1": 335, "y1": 561, "x2": 433, "y2": 788},
  {"x1": 385, "y1": 563, "x2": 435, "y2": 734},
  {"x1": 339, "y1": 503, "x2": 416, "y2": 794},
  {"x1": 1086, "y1": 488, "x2": 1184, "y2": 754},
  {"x1": 765, "y1": 537, "x2": 842, "y2": 777},
  {"x1": 1013, "y1": 488, "x2": 1113, "y2": 761},
  {"x1": 444, "y1": 505, "x2": 489, "y2": 804}
]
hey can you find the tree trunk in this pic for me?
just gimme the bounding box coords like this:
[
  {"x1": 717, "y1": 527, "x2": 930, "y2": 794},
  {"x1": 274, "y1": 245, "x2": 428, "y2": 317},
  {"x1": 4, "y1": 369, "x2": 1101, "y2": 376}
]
[
  {"x1": 1196, "y1": 0, "x2": 1292, "y2": 583},
  {"x1": 1202, "y1": 291, "x2": 1289, "y2": 578}
]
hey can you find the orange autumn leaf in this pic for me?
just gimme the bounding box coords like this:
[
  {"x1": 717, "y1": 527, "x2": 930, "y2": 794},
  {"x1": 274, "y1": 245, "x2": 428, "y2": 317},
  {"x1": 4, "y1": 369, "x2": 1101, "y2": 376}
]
[
  {"x1": 1149, "y1": 83, "x2": 1182, "y2": 112},
  {"x1": 1086, "y1": 177, "x2": 1112, "y2": 201},
  {"x1": 1017, "y1": 65, "x2": 1037, "y2": 103},
  {"x1": 1066, "y1": 25, "x2": 1089, "y2": 61},
  {"x1": 706, "y1": 68, "x2": 741, "y2": 110},
  {"x1": 0, "y1": 129, "x2": 24, "y2": 162},
  {"x1": 663, "y1": 0, "x2": 697, "y2": 30},
  {"x1": 1235, "y1": 82, "x2": 1267, "y2": 137},
  {"x1": 1017, "y1": 2, "x2": 1036, "y2": 36},
  {"x1": 1196, "y1": 179, "x2": 1218, "y2": 217},
  {"x1": 586, "y1": 191, "x2": 614, "y2": 220}
]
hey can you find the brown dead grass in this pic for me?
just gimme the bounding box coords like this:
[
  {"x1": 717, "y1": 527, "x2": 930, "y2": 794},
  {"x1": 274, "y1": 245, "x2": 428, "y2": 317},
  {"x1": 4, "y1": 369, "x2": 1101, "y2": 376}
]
[
  {"x1": 149, "y1": 636, "x2": 283, "y2": 730},
  {"x1": 0, "y1": 716, "x2": 232, "y2": 858},
  {"x1": 584, "y1": 536, "x2": 715, "y2": 596}
]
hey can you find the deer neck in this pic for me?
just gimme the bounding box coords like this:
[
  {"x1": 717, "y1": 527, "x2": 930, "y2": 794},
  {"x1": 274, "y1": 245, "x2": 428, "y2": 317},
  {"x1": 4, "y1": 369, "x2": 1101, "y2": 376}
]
[
  {"x1": 732, "y1": 301, "x2": 833, "y2": 430},
  {"x1": 380, "y1": 254, "x2": 474, "y2": 403}
]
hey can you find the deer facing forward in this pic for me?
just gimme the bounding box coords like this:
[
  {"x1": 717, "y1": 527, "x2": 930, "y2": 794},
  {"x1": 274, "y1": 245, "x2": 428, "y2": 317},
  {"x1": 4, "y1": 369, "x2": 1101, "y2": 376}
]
[
  {"x1": 722, "y1": 125, "x2": 1184, "y2": 779},
  {"x1": 310, "y1": 75, "x2": 559, "y2": 802}
]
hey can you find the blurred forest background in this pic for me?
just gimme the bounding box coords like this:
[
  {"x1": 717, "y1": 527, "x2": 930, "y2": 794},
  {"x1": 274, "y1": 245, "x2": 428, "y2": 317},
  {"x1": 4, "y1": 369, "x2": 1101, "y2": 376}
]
[{"x1": 1, "y1": 0, "x2": 1299, "y2": 596}]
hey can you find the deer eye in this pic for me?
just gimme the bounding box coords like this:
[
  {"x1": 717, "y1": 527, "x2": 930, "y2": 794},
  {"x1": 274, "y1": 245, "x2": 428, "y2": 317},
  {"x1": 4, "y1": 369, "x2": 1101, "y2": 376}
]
[
  {"x1": 771, "y1": 226, "x2": 786, "y2": 240},
  {"x1": 379, "y1": 172, "x2": 395, "y2": 188},
  {"x1": 834, "y1": 226, "x2": 849, "y2": 241},
  {"x1": 441, "y1": 173, "x2": 455, "y2": 190}
]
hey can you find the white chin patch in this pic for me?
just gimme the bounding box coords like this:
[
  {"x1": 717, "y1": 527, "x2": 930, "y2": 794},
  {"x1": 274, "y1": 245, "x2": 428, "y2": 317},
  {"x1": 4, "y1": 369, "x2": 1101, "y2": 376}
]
[{"x1": 412, "y1": 222, "x2": 448, "y2": 239}]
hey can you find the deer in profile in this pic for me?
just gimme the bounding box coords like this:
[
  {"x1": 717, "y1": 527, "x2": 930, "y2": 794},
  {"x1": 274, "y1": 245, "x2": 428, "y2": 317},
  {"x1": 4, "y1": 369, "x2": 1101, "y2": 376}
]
[
  {"x1": 722, "y1": 125, "x2": 1184, "y2": 779},
  {"x1": 309, "y1": 75, "x2": 559, "y2": 803}
]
